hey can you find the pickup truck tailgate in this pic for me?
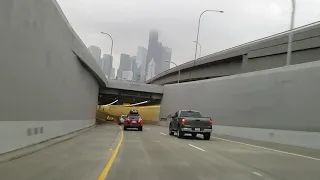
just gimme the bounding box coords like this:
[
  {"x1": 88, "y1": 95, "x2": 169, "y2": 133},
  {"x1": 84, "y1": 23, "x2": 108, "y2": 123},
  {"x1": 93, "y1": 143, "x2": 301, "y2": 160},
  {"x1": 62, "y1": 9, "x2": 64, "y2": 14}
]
[{"x1": 183, "y1": 117, "x2": 211, "y2": 128}]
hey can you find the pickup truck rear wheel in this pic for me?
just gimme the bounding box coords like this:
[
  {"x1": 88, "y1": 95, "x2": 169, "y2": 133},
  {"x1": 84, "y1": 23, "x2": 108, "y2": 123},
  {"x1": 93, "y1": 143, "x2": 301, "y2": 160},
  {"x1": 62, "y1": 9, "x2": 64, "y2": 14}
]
[
  {"x1": 203, "y1": 133, "x2": 211, "y2": 140},
  {"x1": 169, "y1": 124, "x2": 174, "y2": 136},
  {"x1": 177, "y1": 126, "x2": 184, "y2": 138}
]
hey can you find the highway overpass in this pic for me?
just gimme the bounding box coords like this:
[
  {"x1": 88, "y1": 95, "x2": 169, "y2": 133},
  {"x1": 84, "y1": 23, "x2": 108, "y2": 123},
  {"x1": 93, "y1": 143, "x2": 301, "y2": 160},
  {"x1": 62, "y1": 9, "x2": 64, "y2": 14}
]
[
  {"x1": 99, "y1": 79, "x2": 163, "y2": 106},
  {"x1": 147, "y1": 22, "x2": 320, "y2": 85}
]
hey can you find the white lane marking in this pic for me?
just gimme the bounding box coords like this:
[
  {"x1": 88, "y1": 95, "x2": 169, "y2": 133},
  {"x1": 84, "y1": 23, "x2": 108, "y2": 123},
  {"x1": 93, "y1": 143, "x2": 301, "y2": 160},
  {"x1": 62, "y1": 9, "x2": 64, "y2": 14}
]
[
  {"x1": 252, "y1": 172, "x2": 262, "y2": 177},
  {"x1": 146, "y1": 128, "x2": 151, "y2": 130},
  {"x1": 160, "y1": 132, "x2": 166, "y2": 135},
  {"x1": 189, "y1": 144, "x2": 206, "y2": 152},
  {"x1": 211, "y1": 136, "x2": 320, "y2": 161}
]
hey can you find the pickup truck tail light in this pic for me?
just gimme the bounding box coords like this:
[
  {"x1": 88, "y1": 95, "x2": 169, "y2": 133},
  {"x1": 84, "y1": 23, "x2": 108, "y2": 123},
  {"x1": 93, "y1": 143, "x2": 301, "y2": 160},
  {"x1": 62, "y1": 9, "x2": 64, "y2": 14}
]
[
  {"x1": 181, "y1": 118, "x2": 186, "y2": 125},
  {"x1": 209, "y1": 119, "x2": 213, "y2": 125}
]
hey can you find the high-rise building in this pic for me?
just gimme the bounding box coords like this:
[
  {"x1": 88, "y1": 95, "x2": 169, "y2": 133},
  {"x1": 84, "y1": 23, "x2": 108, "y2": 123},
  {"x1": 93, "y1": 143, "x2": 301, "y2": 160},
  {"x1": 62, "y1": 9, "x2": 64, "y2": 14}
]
[
  {"x1": 119, "y1": 54, "x2": 131, "y2": 70},
  {"x1": 88, "y1": 45, "x2": 102, "y2": 67},
  {"x1": 116, "y1": 69, "x2": 122, "y2": 79},
  {"x1": 122, "y1": 70, "x2": 133, "y2": 81},
  {"x1": 145, "y1": 30, "x2": 172, "y2": 80},
  {"x1": 146, "y1": 58, "x2": 156, "y2": 80},
  {"x1": 130, "y1": 56, "x2": 139, "y2": 81},
  {"x1": 145, "y1": 30, "x2": 161, "y2": 78},
  {"x1": 161, "y1": 46, "x2": 172, "y2": 72},
  {"x1": 136, "y1": 46, "x2": 148, "y2": 82},
  {"x1": 117, "y1": 54, "x2": 131, "y2": 79},
  {"x1": 110, "y1": 68, "x2": 115, "y2": 79},
  {"x1": 102, "y1": 54, "x2": 113, "y2": 77}
]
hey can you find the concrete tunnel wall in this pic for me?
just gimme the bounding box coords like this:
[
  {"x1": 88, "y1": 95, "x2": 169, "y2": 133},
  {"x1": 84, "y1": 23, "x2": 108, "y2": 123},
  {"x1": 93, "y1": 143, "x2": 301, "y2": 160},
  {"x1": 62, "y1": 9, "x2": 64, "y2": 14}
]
[
  {"x1": 160, "y1": 61, "x2": 320, "y2": 149},
  {"x1": 0, "y1": 0, "x2": 107, "y2": 154}
]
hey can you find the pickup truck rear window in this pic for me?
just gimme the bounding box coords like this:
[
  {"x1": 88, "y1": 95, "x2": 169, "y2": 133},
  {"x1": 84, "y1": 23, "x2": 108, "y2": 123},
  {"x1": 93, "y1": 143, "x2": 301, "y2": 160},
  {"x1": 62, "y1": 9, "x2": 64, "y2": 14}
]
[{"x1": 180, "y1": 111, "x2": 202, "y2": 118}]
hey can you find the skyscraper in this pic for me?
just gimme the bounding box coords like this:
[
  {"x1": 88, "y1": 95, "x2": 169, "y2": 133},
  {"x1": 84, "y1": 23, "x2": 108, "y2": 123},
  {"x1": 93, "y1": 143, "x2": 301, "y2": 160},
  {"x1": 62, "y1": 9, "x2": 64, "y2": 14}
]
[
  {"x1": 145, "y1": 30, "x2": 160, "y2": 78},
  {"x1": 145, "y1": 30, "x2": 172, "y2": 80},
  {"x1": 161, "y1": 46, "x2": 172, "y2": 72},
  {"x1": 122, "y1": 71, "x2": 133, "y2": 81},
  {"x1": 101, "y1": 54, "x2": 113, "y2": 77},
  {"x1": 136, "y1": 46, "x2": 148, "y2": 82},
  {"x1": 110, "y1": 68, "x2": 115, "y2": 79},
  {"x1": 117, "y1": 54, "x2": 131, "y2": 79},
  {"x1": 146, "y1": 58, "x2": 156, "y2": 80},
  {"x1": 130, "y1": 56, "x2": 138, "y2": 81},
  {"x1": 88, "y1": 45, "x2": 102, "y2": 67}
]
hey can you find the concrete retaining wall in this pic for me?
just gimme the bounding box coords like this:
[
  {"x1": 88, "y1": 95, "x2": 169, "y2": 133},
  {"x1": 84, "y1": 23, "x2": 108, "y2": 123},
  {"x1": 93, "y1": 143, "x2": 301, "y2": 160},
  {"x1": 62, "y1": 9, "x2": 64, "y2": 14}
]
[
  {"x1": 0, "y1": 0, "x2": 106, "y2": 154},
  {"x1": 160, "y1": 61, "x2": 320, "y2": 149}
]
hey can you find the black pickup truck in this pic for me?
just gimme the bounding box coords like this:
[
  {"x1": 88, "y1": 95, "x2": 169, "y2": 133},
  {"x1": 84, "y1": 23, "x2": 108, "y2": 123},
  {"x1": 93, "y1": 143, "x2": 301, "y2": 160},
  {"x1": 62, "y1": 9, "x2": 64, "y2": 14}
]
[{"x1": 168, "y1": 110, "x2": 212, "y2": 140}]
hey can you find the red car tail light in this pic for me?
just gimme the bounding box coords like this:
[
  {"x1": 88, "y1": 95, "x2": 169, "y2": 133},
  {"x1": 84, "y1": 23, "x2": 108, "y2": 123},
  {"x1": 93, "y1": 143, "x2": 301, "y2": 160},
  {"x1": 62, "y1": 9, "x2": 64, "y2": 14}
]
[
  {"x1": 138, "y1": 118, "x2": 143, "y2": 124},
  {"x1": 210, "y1": 119, "x2": 213, "y2": 125}
]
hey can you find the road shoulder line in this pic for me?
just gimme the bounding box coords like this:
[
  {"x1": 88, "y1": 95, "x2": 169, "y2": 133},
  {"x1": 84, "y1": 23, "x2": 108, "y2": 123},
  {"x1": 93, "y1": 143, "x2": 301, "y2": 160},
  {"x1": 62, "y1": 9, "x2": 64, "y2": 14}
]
[
  {"x1": 252, "y1": 172, "x2": 263, "y2": 177},
  {"x1": 189, "y1": 144, "x2": 206, "y2": 152},
  {"x1": 212, "y1": 136, "x2": 320, "y2": 161},
  {"x1": 98, "y1": 125, "x2": 124, "y2": 180}
]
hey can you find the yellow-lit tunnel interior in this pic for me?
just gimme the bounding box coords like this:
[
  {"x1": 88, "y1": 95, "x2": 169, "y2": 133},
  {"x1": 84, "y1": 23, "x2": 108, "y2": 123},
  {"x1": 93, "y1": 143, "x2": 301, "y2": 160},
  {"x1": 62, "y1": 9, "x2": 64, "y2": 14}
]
[{"x1": 96, "y1": 105, "x2": 160, "y2": 124}]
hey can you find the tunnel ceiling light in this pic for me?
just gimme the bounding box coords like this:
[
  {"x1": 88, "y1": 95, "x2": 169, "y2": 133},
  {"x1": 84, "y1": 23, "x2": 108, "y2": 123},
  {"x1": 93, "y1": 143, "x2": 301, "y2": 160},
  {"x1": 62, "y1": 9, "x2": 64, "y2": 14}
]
[
  {"x1": 124, "y1": 100, "x2": 150, "y2": 107},
  {"x1": 104, "y1": 99, "x2": 118, "y2": 106}
]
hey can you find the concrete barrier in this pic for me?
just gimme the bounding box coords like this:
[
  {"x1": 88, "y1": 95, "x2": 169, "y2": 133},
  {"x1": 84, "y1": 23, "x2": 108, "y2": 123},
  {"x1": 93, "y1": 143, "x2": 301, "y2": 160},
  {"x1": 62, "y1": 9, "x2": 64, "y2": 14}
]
[
  {"x1": 160, "y1": 61, "x2": 320, "y2": 149},
  {"x1": 0, "y1": 0, "x2": 106, "y2": 154}
]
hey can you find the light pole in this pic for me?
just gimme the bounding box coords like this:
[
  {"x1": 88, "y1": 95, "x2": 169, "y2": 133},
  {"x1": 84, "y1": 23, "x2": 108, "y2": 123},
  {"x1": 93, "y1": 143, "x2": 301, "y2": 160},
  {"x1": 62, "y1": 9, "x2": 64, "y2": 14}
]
[
  {"x1": 194, "y1": 9, "x2": 224, "y2": 64},
  {"x1": 286, "y1": 0, "x2": 296, "y2": 66},
  {"x1": 166, "y1": 60, "x2": 180, "y2": 83},
  {"x1": 193, "y1": 41, "x2": 202, "y2": 59},
  {"x1": 101, "y1": 32, "x2": 114, "y2": 58}
]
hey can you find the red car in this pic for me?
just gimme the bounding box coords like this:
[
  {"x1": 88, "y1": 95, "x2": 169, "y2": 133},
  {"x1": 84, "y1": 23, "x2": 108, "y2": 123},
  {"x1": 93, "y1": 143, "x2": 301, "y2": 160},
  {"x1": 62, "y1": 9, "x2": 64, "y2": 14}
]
[{"x1": 123, "y1": 110, "x2": 143, "y2": 131}]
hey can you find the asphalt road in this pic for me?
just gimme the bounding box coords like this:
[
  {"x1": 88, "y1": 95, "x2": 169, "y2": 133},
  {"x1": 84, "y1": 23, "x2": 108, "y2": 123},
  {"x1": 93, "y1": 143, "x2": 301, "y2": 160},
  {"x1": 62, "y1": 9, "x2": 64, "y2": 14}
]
[
  {"x1": 0, "y1": 124, "x2": 320, "y2": 180},
  {"x1": 107, "y1": 125, "x2": 320, "y2": 180},
  {"x1": 0, "y1": 124, "x2": 120, "y2": 180}
]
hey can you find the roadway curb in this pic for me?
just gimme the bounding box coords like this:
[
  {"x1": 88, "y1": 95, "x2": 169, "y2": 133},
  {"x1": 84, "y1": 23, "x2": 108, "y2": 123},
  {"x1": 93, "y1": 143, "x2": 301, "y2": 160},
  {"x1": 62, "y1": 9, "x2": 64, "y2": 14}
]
[{"x1": 0, "y1": 125, "x2": 96, "y2": 164}]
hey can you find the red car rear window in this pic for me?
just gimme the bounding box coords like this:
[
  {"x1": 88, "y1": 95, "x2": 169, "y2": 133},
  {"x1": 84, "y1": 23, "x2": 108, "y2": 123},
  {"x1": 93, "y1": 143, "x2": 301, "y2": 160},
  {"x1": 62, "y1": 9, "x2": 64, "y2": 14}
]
[{"x1": 128, "y1": 115, "x2": 140, "y2": 119}]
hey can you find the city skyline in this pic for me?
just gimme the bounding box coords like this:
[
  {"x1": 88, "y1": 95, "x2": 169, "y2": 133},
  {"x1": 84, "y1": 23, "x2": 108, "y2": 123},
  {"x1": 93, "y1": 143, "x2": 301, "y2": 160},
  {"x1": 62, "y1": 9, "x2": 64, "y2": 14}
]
[
  {"x1": 88, "y1": 45, "x2": 114, "y2": 78},
  {"x1": 113, "y1": 30, "x2": 172, "y2": 82},
  {"x1": 58, "y1": 0, "x2": 320, "y2": 78},
  {"x1": 90, "y1": 29, "x2": 172, "y2": 82}
]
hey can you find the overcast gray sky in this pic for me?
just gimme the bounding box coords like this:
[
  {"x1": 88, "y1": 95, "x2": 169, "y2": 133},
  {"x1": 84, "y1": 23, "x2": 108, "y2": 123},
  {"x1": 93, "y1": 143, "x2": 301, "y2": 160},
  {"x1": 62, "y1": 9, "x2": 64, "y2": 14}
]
[{"x1": 57, "y1": 0, "x2": 320, "y2": 71}]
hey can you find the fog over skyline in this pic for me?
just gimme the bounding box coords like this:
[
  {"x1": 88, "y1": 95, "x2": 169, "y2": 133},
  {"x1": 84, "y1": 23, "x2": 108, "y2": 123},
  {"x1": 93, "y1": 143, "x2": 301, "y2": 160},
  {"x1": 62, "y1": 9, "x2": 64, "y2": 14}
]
[{"x1": 57, "y1": 0, "x2": 320, "y2": 71}]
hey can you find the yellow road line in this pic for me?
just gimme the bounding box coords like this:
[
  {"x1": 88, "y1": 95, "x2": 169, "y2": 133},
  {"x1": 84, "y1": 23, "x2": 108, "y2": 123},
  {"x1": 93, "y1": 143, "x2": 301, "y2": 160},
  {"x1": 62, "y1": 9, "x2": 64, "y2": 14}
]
[{"x1": 98, "y1": 125, "x2": 123, "y2": 180}]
